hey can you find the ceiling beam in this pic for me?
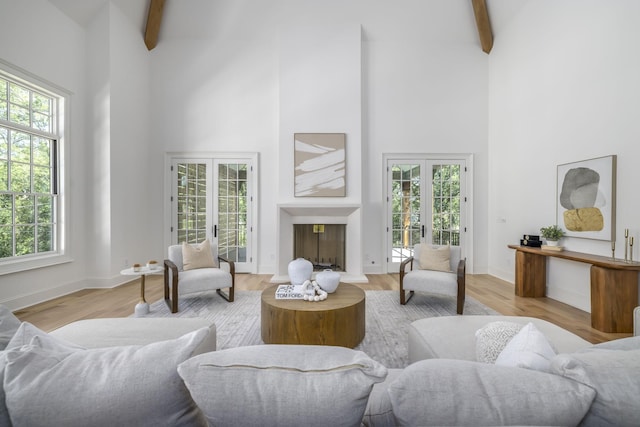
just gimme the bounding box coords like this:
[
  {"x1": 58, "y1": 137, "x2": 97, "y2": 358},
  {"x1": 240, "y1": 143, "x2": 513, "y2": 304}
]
[
  {"x1": 144, "y1": 0, "x2": 165, "y2": 51},
  {"x1": 472, "y1": 0, "x2": 493, "y2": 54}
]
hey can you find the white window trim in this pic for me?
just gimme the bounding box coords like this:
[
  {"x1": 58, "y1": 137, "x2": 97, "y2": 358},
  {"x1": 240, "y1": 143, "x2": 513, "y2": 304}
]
[{"x1": 0, "y1": 59, "x2": 72, "y2": 275}]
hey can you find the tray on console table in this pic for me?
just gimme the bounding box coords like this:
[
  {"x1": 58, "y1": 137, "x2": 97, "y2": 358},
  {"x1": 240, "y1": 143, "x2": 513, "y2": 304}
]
[{"x1": 508, "y1": 245, "x2": 639, "y2": 333}]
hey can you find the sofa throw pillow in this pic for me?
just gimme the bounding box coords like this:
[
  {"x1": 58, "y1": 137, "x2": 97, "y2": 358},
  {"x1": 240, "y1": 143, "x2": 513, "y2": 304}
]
[
  {"x1": 418, "y1": 245, "x2": 451, "y2": 272},
  {"x1": 0, "y1": 304, "x2": 22, "y2": 351},
  {"x1": 387, "y1": 359, "x2": 596, "y2": 427},
  {"x1": 182, "y1": 239, "x2": 216, "y2": 271},
  {"x1": 475, "y1": 321, "x2": 523, "y2": 363},
  {"x1": 178, "y1": 344, "x2": 388, "y2": 427},
  {"x1": 4, "y1": 322, "x2": 208, "y2": 427},
  {"x1": 551, "y1": 348, "x2": 640, "y2": 426},
  {"x1": 495, "y1": 322, "x2": 556, "y2": 372}
]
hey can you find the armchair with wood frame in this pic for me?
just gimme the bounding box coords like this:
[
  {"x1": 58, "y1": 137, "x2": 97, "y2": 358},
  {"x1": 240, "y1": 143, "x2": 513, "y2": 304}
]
[
  {"x1": 399, "y1": 244, "x2": 466, "y2": 314},
  {"x1": 164, "y1": 240, "x2": 235, "y2": 313}
]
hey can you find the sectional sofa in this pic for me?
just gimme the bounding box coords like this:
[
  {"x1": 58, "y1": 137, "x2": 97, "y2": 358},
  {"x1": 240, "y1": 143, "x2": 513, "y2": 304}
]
[{"x1": 1, "y1": 305, "x2": 639, "y2": 426}]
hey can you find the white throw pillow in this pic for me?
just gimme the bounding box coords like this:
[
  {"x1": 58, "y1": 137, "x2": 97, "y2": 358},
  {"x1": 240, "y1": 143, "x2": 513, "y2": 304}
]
[
  {"x1": 418, "y1": 245, "x2": 451, "y2": 272},
  {"x1": 4, "y1": 322, "x2": 208, "y2": 427},
  {"x1": 178, "y1": 344, "x2": 388, "y2": 427},
  {"x1": 495, "y1": 322, "x2": 556, "y2": 372},
  {"x1": 475, "y1": 321, "x2": 523, "y2": 363},
  {"x1": 182, "y1": 239, "x2": 216, "y2": 270}
]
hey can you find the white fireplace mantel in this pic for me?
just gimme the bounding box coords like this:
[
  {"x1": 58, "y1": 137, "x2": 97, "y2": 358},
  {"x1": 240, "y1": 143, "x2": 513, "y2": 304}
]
[{"x1": 272, "y1": 204, "x2": 367, "y2": 283}]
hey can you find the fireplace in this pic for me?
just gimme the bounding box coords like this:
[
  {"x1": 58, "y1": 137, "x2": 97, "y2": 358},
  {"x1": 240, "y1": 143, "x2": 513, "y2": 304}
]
[
  {"x1": 273, "y1": 204, "x2": 367, "y2": 283},
  {"x1": 293, "y1": 224, "x2": 346, "y2": 271}
]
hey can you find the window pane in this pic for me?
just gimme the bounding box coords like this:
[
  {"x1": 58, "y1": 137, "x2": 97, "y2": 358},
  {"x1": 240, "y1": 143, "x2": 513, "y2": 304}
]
[
  {"x1": 32, "y1": 92, "x2": 51, "y2": 114},
  {"x1": 37, "y1": 195, "x2": 52, "y2": 223},
  {"x1": 0, "y1": 127, "x2": 7, "y2": 159},
  {"x1": 11, "y1": 132, "x2": 31, "y2": 162},
  {"x1": 0, "y1": 226, "x2": 12, "y2": 258},
  {"x1": 10, "y1": 163, "x2": 30, "y2": 193},
  {"x1": 9, "y1": 105, "x2": 29, "y2": 126},
  {"x1": 0, "y1": 161, "x2": 7, "y2": 191},
  {"x1": 33, "y1": 165, "x2": 51, "y2": 193},
  {"x1": 32, "y1": 137, "x2": 50, "y2": 166},
  {"x1": 15, "y1": 195, "x2": 34, "y2": 224},
  {"x1": 0, "y1": 78, "x2": 6, "y2": 100},
  {"x1": 9, "y1": 83, "x2": 29, "y2": 107},
  {"x1": 0, "y1": 194, "x2": 12, "y2": 223},
  {"x1": 32, "y1": 112, "x2": 50, "y2": 132},
  {"x1": 37, "y1": 225, "x2": 53, "y2": 252},
  {"x1": 0, "y1": 101, "x2": 6, "y2": 121},
  {"x1": 15, "y1": 225, "x2": 35, "y2": 255}
]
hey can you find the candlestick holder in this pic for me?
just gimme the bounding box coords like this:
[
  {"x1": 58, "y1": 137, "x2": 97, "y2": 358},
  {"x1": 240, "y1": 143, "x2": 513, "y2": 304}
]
[
  {"x1": 630, "y1": 237, "x2": 634, "y2": 262},
  {"x1": 625, "y1": 229, "x2": 629, "y2": 262},
  {"x1": 611, "y1": 241, "x2": 616, "y2": 260}
]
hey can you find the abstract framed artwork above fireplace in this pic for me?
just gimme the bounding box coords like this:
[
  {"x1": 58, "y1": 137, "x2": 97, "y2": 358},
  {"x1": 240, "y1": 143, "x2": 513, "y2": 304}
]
[{"x1": 272, "y1": 204, "x2": 367, "y2": 283}]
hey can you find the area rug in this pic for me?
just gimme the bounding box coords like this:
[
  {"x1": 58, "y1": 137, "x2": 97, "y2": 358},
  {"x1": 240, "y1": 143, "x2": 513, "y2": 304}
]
[{"x1": 140, "y1": 290, "x2": 499, "y2": 368}]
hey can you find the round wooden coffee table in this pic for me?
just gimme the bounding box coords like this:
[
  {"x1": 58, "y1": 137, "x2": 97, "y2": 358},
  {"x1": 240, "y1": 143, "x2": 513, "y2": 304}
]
[{"x1": 261, "y1": 282, "x2": 365, "y2": 348}]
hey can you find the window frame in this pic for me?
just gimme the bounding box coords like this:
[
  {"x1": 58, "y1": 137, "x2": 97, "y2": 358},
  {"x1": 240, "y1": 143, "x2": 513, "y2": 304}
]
[{"x1": 0, "y1": 59, "x2": 71, "y2": 275}]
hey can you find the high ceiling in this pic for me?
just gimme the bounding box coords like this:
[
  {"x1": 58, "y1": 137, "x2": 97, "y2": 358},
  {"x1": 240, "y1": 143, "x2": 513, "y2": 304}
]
[{"x1": 46, "y1": 0, "x2": 528, "y2": 48}]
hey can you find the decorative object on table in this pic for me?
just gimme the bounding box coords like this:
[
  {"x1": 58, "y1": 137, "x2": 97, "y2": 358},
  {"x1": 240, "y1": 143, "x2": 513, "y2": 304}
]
[
  {"x1": 520, "y1": 235, "x2": 542, "y2": 248},
  {"x1": 630, "y1": 237, "x2": 634, "y2": 262},
  {"x1": 611, "y1": 240, "x2": 616, "y2": 260},
  {"x1": 147, "y1": 260, "x2": 159, "y2": 270},
  {"x1": 294, "y1": 133, "x2": 346, "y2": 197},
  {"x1": 287, "y1": 258, "x2": 313, "y2": 286},
  {"x1": 540, "y1": 225, "x2": 565, "y2": 247},
  {"x1": 300, "y1": 280, "x2": 328, "y2": 302},
  {"x1": 275, "y1": 284, "x2": 305, "y2": 300},
  {"x1": 316, "y1": 269, "x2": 340, "y2": 293},
  {"x1": 133, "y1": 263, "x2": 141, "y2": 272},
  {"x1": 541, "y1": 245, "x2": 564, "y2": 252},
  {"x1": 557, "y1": 155, "x2": 616, "y2": 241}
]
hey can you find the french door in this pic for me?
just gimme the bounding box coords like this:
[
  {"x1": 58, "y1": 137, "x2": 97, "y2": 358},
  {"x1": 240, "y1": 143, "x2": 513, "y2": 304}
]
[
  {"x1": 386, "y1": 157, "x2": 467, "y2": 272},
  {"x1": 169, "y1": 155, "x2": 256, "y2": 273}
]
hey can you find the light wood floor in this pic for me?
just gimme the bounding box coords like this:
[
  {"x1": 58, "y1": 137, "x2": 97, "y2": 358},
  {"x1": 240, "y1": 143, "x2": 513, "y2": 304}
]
[{"x1": 14, "y1": 273, "x2": 632, "y2": 344}]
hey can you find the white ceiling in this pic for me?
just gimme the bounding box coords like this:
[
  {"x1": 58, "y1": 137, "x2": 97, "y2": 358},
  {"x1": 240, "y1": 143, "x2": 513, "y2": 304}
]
[
  {"x1": 46, "y1": 0, "x2": 529, "y2": 46},
  {"x1": 47, "y1": 0, "x2": 148, "y2": 31}
]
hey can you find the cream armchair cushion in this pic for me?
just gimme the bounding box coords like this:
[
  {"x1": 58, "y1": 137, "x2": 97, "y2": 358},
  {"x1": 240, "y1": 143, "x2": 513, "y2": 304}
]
[
  {"x1": 164, "y1": 241, "x2": 235, "y2": 313},
  {"x1": 399, "y1": 244, "x2": 466, "y2": 314}
]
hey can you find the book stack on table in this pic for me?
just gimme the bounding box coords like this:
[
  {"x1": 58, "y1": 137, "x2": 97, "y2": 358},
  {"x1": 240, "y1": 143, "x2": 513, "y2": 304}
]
[{"x1": 520, "y1": 235, "x2": 542, "y2": 248}]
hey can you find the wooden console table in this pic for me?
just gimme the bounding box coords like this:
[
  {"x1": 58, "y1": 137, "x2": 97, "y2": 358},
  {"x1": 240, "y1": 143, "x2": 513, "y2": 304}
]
[{"x1": 508, "y1": 245, "x2": 640, "y2": 333}]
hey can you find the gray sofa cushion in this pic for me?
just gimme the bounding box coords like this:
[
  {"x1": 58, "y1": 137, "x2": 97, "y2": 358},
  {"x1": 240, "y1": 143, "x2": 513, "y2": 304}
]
[
  {"x1": 4, "y1": 322, "x2": 208, "y2": 427},
  {"x1": 387, "y1": 359, "x2": 596, "y2": 427},
  {"x1": 178, "y1": 344, "x2": 387, "y2": 427},
  {"x1": 408, "y1": 315, "x2": 591, "y2": 363},
  {"x1": 0, "y1": 305, "x2": 21, "y2": 351},
  {"x1": 551, "y1": 343, "x2": 640, "y2": 427},
  {"x1": 362, "y1": 368, "x2": 402, "y2": 427},
  {"x1": 50, "y1": 317, "x2": 216, "y2": 355}
]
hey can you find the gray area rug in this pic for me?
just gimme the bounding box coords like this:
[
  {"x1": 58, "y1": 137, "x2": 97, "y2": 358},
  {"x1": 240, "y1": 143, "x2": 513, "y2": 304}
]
[{"x1": 141, "y1": 290, "x2": 498, "y2": 368}]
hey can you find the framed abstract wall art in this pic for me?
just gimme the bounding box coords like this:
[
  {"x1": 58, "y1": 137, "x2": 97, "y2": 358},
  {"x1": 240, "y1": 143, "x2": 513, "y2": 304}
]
[
  {"x1": 556, "y1": 155, "x2": 616, "y2": 241},
  {"x1": 294, "y1": 133, "x2": 346, "y2": 197}
]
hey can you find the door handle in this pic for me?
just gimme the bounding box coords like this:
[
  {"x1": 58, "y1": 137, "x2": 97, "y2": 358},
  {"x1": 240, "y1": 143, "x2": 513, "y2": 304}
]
[
  {"x1": 214, "y1": 225, "x2": 217, "y2": 238},
  {"x1": 421, "y1": 225, "x2": 425, "y2": 238}
]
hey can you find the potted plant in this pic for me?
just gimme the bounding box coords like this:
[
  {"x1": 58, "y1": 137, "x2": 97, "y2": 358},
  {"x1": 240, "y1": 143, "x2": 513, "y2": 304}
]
[{"x1": 540, "y1": 225, "x2": 565, "y2": 246}]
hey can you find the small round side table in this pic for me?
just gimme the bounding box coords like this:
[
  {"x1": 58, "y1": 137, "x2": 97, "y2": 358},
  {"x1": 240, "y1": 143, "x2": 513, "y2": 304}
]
[{"x1": 120, "y1": 265, "x2": 164, "y2": 316}]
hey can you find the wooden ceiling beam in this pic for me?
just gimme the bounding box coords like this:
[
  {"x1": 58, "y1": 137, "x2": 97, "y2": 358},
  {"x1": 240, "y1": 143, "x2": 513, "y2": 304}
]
[
  {"x1": 144, "y1": 0, "x2": 165, "y2": 51},
  {"x1": 472, "y1": 0, "x2": 493, "y2": 54}
]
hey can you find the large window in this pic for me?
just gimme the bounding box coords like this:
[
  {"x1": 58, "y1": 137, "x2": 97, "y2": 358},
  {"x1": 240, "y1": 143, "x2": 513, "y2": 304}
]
[{"x1": 0, "y1": 65, "x2": 65, "y2": 270}]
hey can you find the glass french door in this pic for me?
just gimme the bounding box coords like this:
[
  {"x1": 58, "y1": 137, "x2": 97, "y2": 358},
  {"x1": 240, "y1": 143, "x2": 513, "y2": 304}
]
[
  {"x1": 170, "y1": 157, "x2": 254, "y2": 272},
  {"x1": 386, "y1": 158, "x2": 465, "y2": 271}
]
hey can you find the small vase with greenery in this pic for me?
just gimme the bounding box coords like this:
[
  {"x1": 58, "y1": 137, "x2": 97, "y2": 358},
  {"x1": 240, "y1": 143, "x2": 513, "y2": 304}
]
[{"x1": 540, "y1": 225, "x2": 565, "y2": 246}]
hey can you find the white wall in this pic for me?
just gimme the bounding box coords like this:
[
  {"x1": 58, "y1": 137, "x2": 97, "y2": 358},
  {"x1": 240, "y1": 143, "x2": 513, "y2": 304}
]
[
  {"x1": 150, "y1": 0, "x2": 490, "y2": 275},
  {"x1": 0, "y1": 0, "x2": 89, "y2": 308},
  {"x1": 488, "y1": 0, "x2": 640, "y2": 311}
]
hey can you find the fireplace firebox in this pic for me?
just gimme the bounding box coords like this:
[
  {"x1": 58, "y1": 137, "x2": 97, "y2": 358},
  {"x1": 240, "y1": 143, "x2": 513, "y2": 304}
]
[{"x1": 293, "y1": 224, "x2": 346, "y2": 271}]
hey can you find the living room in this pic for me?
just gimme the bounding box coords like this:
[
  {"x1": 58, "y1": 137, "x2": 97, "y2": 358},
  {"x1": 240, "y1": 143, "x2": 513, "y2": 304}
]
[
  {"x1": 2, "y1": 0, "x2": 640, "y2": 321},
  {"x1": 2, "y1": 1, "x2": 640, "y2": 425}
]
